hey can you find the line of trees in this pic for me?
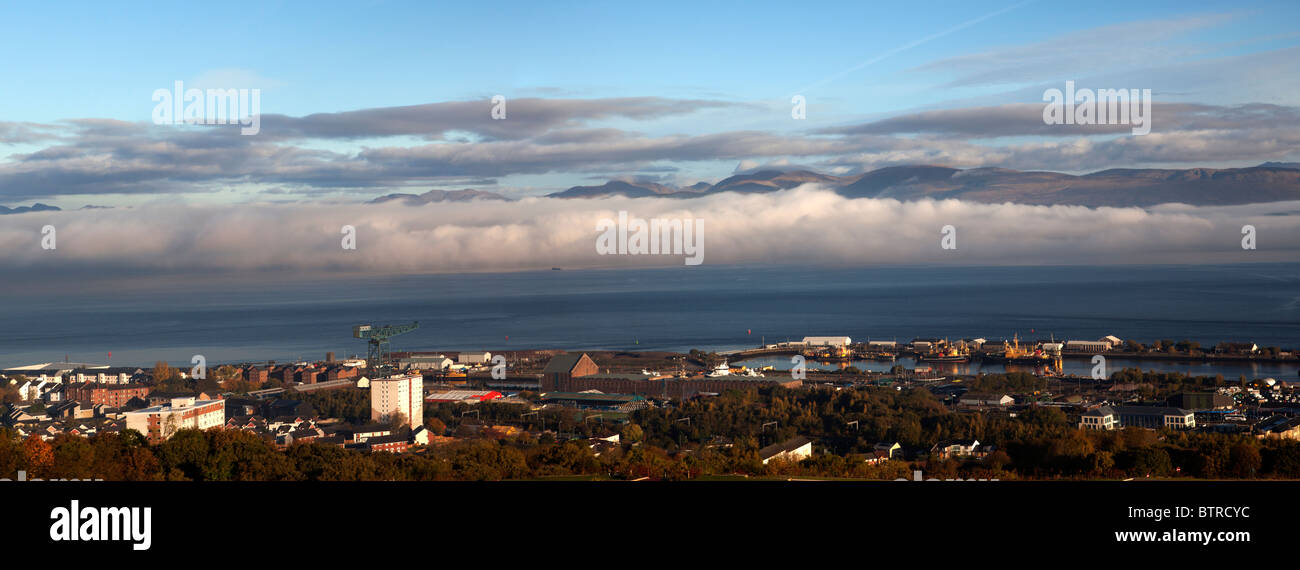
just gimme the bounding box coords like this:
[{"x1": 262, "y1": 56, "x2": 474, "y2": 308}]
[{"x1": 6, "y1": 372, "x2": 1300, "y2": 481}]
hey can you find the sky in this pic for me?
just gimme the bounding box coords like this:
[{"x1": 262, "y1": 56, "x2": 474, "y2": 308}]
[
  {"x1": 2, "y1": 0, "x2": 1299, "y2": 209},
  {"x1": 2, "y1": 0, "x2": 1300, "y2": 280}
]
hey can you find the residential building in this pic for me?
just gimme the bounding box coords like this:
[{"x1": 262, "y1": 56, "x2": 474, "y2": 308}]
[
  {"x1": 930, "y1": 439, "x2": 982, "y2": 459},
  {"x1": 873, "y1": 441, "x2": 902, "y2": 459},
  {"x1": 65, "y1": 383, "x2": 151, "y2": 408},
  {"x1": 244, "y1": 366, "x2": 270, "y2": 385},
  {"x1": 365, "y1": 433, "x2": 410, "y2": 453},
  {"x1": 1256, "y1": 416, "x2": 1300, "y2": 440},
  {"x1": 370, "y1": 374, "x2": 422, "y2": 426},
  {"x1": 124, "y1": 397, "x2": 225, "y2": 443}
]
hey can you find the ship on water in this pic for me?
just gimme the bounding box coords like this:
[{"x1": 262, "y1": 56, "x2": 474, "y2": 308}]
[
  {"x1": 917, "y1": 342, "x2": 970, "y2": 363},
  {"x1": 982, "y1": 334, "x2": 1060, "y2": 366},
  {"x1": 803, "y1": 344, "x2": 853, "y2": 362}
]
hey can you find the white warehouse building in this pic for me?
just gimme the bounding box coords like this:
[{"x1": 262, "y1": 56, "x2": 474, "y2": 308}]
[{"x1": 802, "y1": 337, "x2": 852, "y2": 347}]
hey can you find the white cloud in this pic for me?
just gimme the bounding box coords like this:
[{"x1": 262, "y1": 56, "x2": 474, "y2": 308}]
[{"x1": 4, "y1": 186, "x2": 1296, "y2": 277}]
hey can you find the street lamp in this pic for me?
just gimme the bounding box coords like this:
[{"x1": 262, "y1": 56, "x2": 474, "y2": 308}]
[
  {"x1": 675, "y1": 416, "x2": 691, "y2": 447},
  {"x1": 521, "y1": 410, "x2": 543, "y2": 431}
]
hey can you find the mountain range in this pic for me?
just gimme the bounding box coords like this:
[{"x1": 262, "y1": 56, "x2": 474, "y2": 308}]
[
  {"x1": 544, "y1": 164, "x2": 1300, "y2": 207},
  {"x1": 0, "y1": 203, "x2": 60, "y2": 215},
  {"x1": 368, "y1": 189, "x2": 509, "y2": 205}
]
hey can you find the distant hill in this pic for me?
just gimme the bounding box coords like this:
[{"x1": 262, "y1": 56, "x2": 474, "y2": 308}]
[
  {"x1": 0, "y1": 203, "x2": 60, "y2": 215},
  {"x1": 838, "y1": 165, "x2": 1300, "y2": 207},
  {"x1": 369, "y1": 189, "x2": 509, "y2": 205},
  {"x1": 545, "y1": 180, "x2": 681, "y2": 199},
  {"x1": 708, "y1": 169, "x2": 847, "y2": 194},
  {"x1": 1261, "y1": 162, "x2": 1300, "y2": 170},
  {"x1": 545, "y1": 165, "x2": 1300, "y2": 207}
]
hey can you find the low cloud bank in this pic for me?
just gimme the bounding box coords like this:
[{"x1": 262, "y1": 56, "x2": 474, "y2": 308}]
[{"x1": 2, "y1": 186, "x2": 1297, "y2": 276}]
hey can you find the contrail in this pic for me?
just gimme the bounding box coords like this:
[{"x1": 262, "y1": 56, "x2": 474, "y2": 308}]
[{"x1": 794, "y1": 0, "x2": 1037, "y2": 95}]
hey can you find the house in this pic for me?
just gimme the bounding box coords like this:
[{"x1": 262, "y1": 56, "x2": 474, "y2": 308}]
[
  {"x1": 873, "y1": 441, "x2": 902, "y2": 459},
  {"x1": 930, "y1": 439, "x2": 981, "y2": 459},
  {"x1": 337, "y1": 425, "x2": 392, "y2": 444},
  {"x1": 46, "y1": 401, "x2": 86, "y2": 420},
  {"x1": 1255, "y1": 416, "x2": 1300, "y2": 440},
  {"x1": 862, "y1": 450, "x2": 892, "y2": 465},
  {"x1": 244, "y1": 366, "x2": 270, "y2": 385},
  {"x1": 42, "y1": 384, "x2": 66, "y2": 403},
  {"x1": 411, "y1": 425, "x2": 430, "y2": 445},
  {"x1": 366, "y1": 433, "x2": 410, "y2": 453},
  {"x1": 1078, "y1": 405, "x2": 1117, "y2": 430},
  {"x1": 758, "y1": 436, "x2": 813, "y2": 464}
]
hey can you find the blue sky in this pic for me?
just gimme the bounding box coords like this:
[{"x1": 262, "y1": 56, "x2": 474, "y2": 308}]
[{"x1": 2, "y1": 0, "x2": 1299, "y2": 207}]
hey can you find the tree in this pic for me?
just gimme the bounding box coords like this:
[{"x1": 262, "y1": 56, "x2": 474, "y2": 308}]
[
  {"x1": 1228, "y1": 442, "x2": 1261, "y2": 478},
  {"x1": 389, "y1": 410, "x2": 409, "y2": 430},
  {"x1": 622, "y1": 423, "x2": 644, "y2": 443},
  {"x1": 163, "y1": 414, "x2": 180, "y2": 440},
  {"x1": 424, "y1": 417, "x2": 447, "y2": 436},
  {"x1": 1130, "y1": 447, "x2": 1172, "y2": 477},
  {"x1": 21, "y1": 435, "x2": 54, "y2": 477},
  {"x1": 153, "y1": 361, "x2": 179, "y2": 383}
]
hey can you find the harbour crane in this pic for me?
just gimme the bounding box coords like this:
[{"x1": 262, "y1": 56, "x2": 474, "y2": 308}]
[{"x1": 352, "y1": 321, "x2": 420, "y2": 375}]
